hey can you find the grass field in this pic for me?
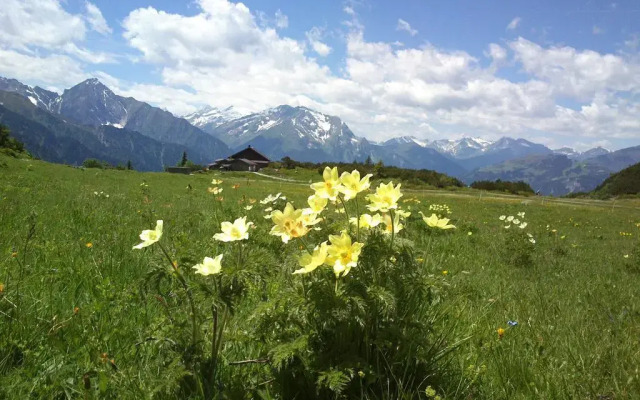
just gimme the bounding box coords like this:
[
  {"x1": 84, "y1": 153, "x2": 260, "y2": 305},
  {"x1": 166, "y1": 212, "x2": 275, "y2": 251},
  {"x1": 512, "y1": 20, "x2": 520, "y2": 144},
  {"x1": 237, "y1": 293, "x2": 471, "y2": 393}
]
[{"x1": 1, "y1": 154, "x2": 640, "y2": 399}]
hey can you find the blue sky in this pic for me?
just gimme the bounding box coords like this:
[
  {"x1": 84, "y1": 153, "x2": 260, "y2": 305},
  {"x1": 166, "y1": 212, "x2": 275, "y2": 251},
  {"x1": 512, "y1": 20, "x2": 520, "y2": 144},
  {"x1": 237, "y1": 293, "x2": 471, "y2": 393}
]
[{"x1": 1, "y1": 0, "x2": 639, "y2": 150}]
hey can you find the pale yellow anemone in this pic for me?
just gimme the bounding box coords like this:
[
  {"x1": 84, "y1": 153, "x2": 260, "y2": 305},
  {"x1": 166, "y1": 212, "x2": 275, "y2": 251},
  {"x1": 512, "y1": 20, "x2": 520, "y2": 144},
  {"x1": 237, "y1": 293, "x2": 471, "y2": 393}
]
[
  {"x1": 192, "y1": 254, "x2": 223, "y2": 276},
  {"x1": 133, "y1": 220, "x2": 163, "y2": 249},
  {"x1": 307, "y1": 194, "x2": 328, "y2": 213},
  {"x1": 270, "y1": 203, "x2": 310, "y2": 243},
  {"x1": 310, "y1": 167, "x2": 342, "y2": 201},
  {"x1": 382, "y1": 212, "x2": 404, "y2": 235},
  {"x1": 339, "y1": 170, "x2": 372, "y2": 200},
  {"x1": 293, "y1": 242, "x2": 329, "y2": 274},
  {"x1": 420, "y1": 212, "x2": 456, "y2": 230},
  {"x1": 349, "y1": 213, "x2": 383, "y2": 230},
  {"x1": 214, "y1": 216, "x2": 254, "y2": 242},
  {"x1": 366, "y1": 182, "x2": 403, "y2": 213},
  {"x1": 326, "y1": 231, "x2": 365, "y2": 277}
]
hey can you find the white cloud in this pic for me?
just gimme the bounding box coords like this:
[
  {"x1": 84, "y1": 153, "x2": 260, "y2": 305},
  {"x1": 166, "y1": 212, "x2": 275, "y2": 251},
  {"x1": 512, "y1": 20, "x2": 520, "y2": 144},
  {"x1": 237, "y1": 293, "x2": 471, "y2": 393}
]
[
  {"x1": 507, "y1": 17, "x2": 521, "y2": 31},
  {"x1": 306, "y1": 27, "x2": 332, "y2": 56},
  {"x1": 0, "y1": 0, "x2": 86, "y2": 50},
  {"x1": 396, "y1": 19, "x2": 417, "y2": 36},
  {"x1": 85, "y1": 1, "x2": 112, "y2": 35},
  {"x1": 274, "y1": 9, "x2": 288, "y2": 29},
  {"x1": 510, "y1": 37, "x2": 640, "y2": 99},
  {"x1": 76, "y1": 0, "x2": 637, "y2": 148},
  {"x1": 0, "y1": 48, "x2": 86, "y2": 87}
]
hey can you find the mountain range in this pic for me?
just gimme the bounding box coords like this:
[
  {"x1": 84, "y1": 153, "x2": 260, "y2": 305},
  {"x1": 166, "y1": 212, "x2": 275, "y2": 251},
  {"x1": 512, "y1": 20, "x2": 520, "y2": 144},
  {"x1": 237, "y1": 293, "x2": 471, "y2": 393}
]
[{"x1": 0, "y1": 76, "x2": 638, "y2": 195}]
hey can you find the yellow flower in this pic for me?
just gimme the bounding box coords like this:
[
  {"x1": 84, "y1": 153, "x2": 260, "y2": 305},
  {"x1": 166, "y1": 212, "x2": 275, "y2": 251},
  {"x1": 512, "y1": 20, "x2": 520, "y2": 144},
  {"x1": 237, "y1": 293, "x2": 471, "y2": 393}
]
[
  {"x1": 307, "y1": 194, "x2": 328, "y2": 213},
  {"x1": 249, "y1": 198, "x2": 257, "y2": 204},
  {"x1": 211, "y1": 179, "x2": 223, "y2": 185},
  {"x1": 497, "y1": 328, "x2": 505, "y2": 339},
  {"x1": 366, "y1": 182, "x2": 403, "y2": 212},
  {"x1": 133, "y1": 220, "x2": 163, "y2": 249},
  {"x1": 270, "y1": 203, "x2": 310, "y2": 243},
  {"x1": 0, "y1": 283, "x2": 4, "y2": 294},
  {"x1": 339, "y1": 170, "x2": 372, "y2": 200},
  {"x1": 349, "y1": 213, "x2": 383, "y2": 230},
  {"x1": 192, "y1": 254, "x2": 223, "y2": 276},
  {"x1": 232, "y1": 184, "x2": 240, "y2": 189},
  {"x1": 11, "y1": 252, "x2": 18, "y2": 258},
  {"x1": 442, "y1": 270, "x2": 448, "y2": 275},
  {"x1": 310, "y1": 167, "x2": 342, "y2": 201},
  {"x1": 85, "y1": 242, "x2": 93, "y2": 248},
  {"x1": 216, "y1": 196, "x2": 224, "y2": 202},
  {"x1": 214, "y1": 217, "x2": 253, "y2": 242},
  {"x1": 420, "y1": 212, "x2": 456, "y2": 230},
  {"x1": 300, "y1": 208, "x2": 323, "y2": 226},
  {"x1": 326, "y1": 231, "x2": 364, "y2": 277},
  {"x1": 381, "y1": 212, "x2": 404, "y2": 235},
  {"x1": 293, "y1": 242, "x2": 329, "y2": 274},
  {"x1": 208, "y1": 186, "x2": 223, "y2": 194}
]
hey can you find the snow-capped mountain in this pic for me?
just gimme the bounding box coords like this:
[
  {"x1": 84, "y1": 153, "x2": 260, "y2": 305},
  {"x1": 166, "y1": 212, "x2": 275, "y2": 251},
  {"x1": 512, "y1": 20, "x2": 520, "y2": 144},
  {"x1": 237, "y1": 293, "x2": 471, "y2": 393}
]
[
  {"x1": 382, "y1": 136, "x2": 430, "y2": 147},
  {"x1": 0, "y1": 77, "x2": 229, "y2": 163},
  {"x1": 211, "y1": 105, "x2": 369, "y2": 163},
  {"x1": 553, "y1": 146, "x2": 611, "y2": 161},
  {"x1": 0, "y1": 77, "x2": 59, "y2": 111},
  {"x1": 183, "y1": 105, "x2": 242, "y2": 133},
  {"x1": 428, "y1": 137, "x2": 493, "y2": 159}
]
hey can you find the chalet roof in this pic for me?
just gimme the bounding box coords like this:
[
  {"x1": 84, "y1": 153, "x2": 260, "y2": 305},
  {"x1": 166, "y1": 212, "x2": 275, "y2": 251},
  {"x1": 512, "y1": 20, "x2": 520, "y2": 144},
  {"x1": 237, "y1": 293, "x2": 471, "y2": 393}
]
[{"x1": 229, "y1": 145, "x2": 271, "y2": 162}]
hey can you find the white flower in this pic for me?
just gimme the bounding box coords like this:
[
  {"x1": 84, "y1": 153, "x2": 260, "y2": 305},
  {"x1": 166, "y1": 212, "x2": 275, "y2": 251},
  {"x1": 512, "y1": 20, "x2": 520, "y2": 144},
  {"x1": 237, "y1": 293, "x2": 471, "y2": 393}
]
[
  {"x1": 513, "y1": 219, "x2": 520, "y2": 225},
  {"x1": 499, "y1": 215, "x2": 506, "y2": 221},
  {"x1": 506, "y1": 216, "x2": 514, "y2": 222},
  {"x1": 517, "y1": 212, "x2": 525, "y2": 218},
  {"x1": 529, "y1": 238, "x2": 536, "y2": 244},
  {"x1": 519, "y1": 222, "x2": 528, "y2": 229}
]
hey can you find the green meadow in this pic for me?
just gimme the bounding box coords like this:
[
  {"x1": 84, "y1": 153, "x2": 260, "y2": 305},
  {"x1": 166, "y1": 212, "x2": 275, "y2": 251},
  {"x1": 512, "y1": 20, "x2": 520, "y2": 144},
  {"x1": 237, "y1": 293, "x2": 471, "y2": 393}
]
[{"x1": 1, "y1": 153, "x2": 639, "y2": 399}]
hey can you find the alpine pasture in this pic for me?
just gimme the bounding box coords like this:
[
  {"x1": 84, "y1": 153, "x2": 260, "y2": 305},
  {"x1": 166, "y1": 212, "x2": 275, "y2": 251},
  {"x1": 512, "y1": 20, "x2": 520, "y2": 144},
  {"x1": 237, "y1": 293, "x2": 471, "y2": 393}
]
[{"x1": 1, "y1": 154, "x2": 639, "y2": 399}]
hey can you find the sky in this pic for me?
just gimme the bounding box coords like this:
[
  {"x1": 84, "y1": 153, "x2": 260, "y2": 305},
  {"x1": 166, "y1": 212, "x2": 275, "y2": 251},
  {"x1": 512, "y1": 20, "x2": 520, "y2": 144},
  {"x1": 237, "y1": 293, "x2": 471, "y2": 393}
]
[{"x1": 0, "y1": 0, "x2": 639, "y2": 151}]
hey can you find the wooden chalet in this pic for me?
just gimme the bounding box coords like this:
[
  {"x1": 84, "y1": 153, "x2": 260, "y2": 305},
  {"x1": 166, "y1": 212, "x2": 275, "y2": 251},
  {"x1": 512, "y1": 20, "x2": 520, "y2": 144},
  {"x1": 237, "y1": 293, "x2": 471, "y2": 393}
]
[{"x1": 208, "y1": 145, "x2": 271, "y2": 172}]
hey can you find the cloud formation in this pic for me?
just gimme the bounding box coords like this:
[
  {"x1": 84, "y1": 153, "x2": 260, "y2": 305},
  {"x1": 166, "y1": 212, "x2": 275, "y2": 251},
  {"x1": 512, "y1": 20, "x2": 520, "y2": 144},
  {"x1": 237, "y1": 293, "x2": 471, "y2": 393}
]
[
  {"x1": 0, "y1": 0, "x2": 638, "y2": 150},
  {"x1": 396, "y1": 19, "x2": 418, "y2": 36},
  {"x1": 507, "y1": 17, "x2": 521, "y2": 30}
]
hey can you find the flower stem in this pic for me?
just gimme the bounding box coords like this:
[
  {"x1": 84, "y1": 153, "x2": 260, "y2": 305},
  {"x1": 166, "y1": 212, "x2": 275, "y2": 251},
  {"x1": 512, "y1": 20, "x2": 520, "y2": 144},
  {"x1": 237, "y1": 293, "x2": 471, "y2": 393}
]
[{"x1": 158, "y1": 242, "x2": 198, "y2": 348}]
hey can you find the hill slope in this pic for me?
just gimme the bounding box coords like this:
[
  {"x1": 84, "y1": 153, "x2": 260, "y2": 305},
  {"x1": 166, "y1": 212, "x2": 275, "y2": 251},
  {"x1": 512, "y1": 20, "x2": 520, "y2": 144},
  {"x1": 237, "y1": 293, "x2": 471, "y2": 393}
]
[{"x1": 592, "y1": 162, "x2": 640, "y2": 196}]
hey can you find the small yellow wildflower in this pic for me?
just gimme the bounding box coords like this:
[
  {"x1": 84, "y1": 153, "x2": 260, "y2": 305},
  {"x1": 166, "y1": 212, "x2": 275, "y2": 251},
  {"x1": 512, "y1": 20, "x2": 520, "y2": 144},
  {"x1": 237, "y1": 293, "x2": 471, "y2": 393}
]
[
  {"x1": 442, "y1": 270, "x2": 448, "y2": 275},
  {"x1": 349, "y1": 213, "x2": 383, "y2": 230},
  {"x1": 366, "y1": 181, "x2": 403, "y2": 212},
  {"x1": 232, "y1": 184, "x2": 240, "y2": 189},
  {"x1": 192, "y1": 254, "x2": 223, "y2": 276},
  {"x1": 0, "y1": 283, "x2": 4, "y2": 294},
  {"x1": 73, "y1": 306, "x2": 80, "y2": 315},
  {"x1": 326, "y1": 231, "x2": 364, "y2": 277},
  {"x1": 211, "y1": 179, "x2": 223, "y2": 185},
  {"x1": 270, "y1": 203, "x2": 310, "y2": 243},
  {"x1": 381, "y1": 212, "x2": 404, "y2": 235},
  {"x1": 497, "y1": 328, "x2": 505, "y2": 339},
  {"x1": 339, "y1": 170, "x2": 372, "y2": 200},
  {"x1": 85, "y1": 242, "x2": 93, "y2": 248},
  {"x1": 208, "y1": 186, "x2": 223, "y2": 194},
  {"x1": 310, "y1": 167, "x2": 342, "y2": 201},
  {"x1": 307, "y1": 194, "x2": 328, "y2": 213},
  {"x1": 132, "y1": 220, "x2": 163, "y2": 249},
  {"x1": 293, "y1": 242, "x2": 329, "y2": 274},
  {"x1": 213, "y1": 217, "x2": 253, "y2": 242},
  {"x1": 420, "y1": 212, "x2": 456, "y2": 230},
  {"x1": 11, "y1": 251, "x2": 18, "y2": 258}
]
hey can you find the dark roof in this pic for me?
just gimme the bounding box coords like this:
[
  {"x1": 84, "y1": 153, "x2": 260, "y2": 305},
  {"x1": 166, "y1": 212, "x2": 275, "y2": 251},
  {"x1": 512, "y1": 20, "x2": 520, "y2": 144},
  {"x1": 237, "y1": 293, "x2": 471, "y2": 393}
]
[{"x1": 229, "y1": 146, "x2": 271, "y2": 162}]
